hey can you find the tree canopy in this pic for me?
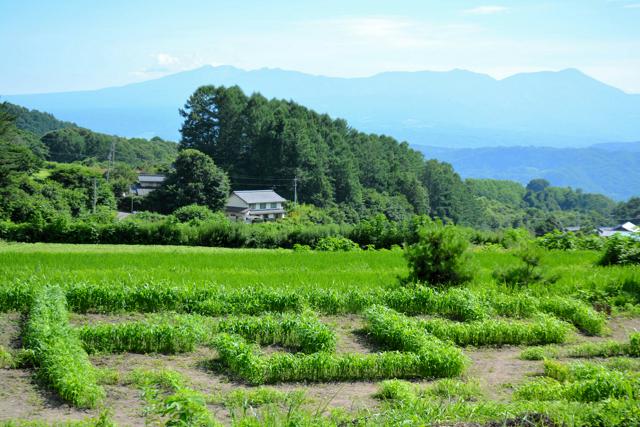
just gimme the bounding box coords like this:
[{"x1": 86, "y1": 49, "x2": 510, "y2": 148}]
[{"x1": 146, "y1": 149, "x2": 230, "y2": 213}]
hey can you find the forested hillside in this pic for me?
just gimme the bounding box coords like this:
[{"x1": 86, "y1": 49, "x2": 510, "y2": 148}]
[
  {"x1": 0, "y1": 92, "x2": 632, "y2": 232},
  {"x1": 0, "y1": 101, "x2": 177, "y2": 169},
  {"x1": 177, "y1": 85, "x2": 621, "y2": 230},
  {"x1": 1, "y1": 101, "x2": 76, "y2": 136},
  {"x1": 42, "y1": 127, "x2": 177, "y2": 169}
]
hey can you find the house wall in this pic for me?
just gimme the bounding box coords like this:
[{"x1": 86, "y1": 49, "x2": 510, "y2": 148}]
[
  {"x1": 227, "y1": 194, "x2": 249, "y2": 208},
  {"x1": 249, "y1": 202, "x2": 283, "y2": 210}
]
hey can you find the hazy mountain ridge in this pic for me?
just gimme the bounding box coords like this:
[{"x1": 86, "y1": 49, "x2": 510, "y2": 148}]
[
  {"x1": 418, "y1": 144, "x2": 640, "y2": 200},
  {"x1": 4, "y1": 65, "x2": 640, "y2": 146}
]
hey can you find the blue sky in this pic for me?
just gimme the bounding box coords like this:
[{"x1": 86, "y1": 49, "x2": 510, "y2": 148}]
[{"x1": 1, "y1": 0, "x2": 639, "y2": 94}]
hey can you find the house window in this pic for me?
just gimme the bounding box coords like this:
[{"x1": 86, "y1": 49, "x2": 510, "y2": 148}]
[
  {"x1": 250, "y1": 204, "x2": 256, "y2": 209},
  {"x1": 270, "y1": 203, "x2": 277, "y2": 209},
  {"x1": 260, "y1": 203, "x2": 267, "y2": 210}
]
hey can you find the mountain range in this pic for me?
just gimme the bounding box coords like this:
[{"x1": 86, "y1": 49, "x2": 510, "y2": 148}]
[{"x1": 4, "y1": 65, "x2": 640, "y2": 148}]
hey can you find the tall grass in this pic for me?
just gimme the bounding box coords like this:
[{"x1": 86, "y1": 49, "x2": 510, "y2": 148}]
[
  {"x1": 363, "y1": 305, "x2": 467, "y2": 376},
  {"x1": 23, "y1": 286, "x2": 104, "y2": 408},
  {"x1": 515, "y1": 360, "x2": 640, "y2": 403},
  {"x1": 566, "y1": 333, "x2": 640, "y2": 358},
  {"x1": 78, "y1": 314, "x2": 209, "y2": 354},
  {"x1": 212, "y1": 333, "x2": 463, "y2": 385},
  {"x1": 76, "y1": 312, "x2": 335, "y2": 355},
  {"x1": 419, "y1": 315, "x2": 570, "y2": 347}
]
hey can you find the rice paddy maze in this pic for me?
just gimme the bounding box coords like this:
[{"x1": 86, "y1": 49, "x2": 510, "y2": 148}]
[{"x1": 1, "y1": 243, "x2": 640, "y2": 426}]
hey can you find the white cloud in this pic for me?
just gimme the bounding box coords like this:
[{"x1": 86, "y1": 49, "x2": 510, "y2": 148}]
[
  {"x1": 154, "y1": 53, "x2": 180, "y2": 67},
  {"x1": 463, "y1": 6, "x2": 508, "y2": 15},
  {"x1": 130, "y1": 53, "x2": 203, "y2": 80}
]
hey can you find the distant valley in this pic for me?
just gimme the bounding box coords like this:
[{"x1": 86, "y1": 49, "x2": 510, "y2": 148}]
[{"x1": 418, "y1": 143, "x2": 640, "y2": 200}]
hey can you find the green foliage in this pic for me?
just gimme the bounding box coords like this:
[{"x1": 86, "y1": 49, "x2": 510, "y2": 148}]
[
  {"x1": 363, "y1": 305, "x2": 468, "y2": 376},
  {"x1": 78, "y1": 314, "x2": 207, "y2": 354},
  {"x1": 0, "y1": 102, "x2": 75, "y2": 136},
  {"x1": 0, "y1": 345, "x2": 13, "y2": 368},
  {"x1": 172, "y1": 204, "x2": 217, "y2": 223},
  {"x1": 519, "y1": 346, "x2": 560, "y2": 361},
  {"x1": 213, "y1": 333, "x2": 461, "y2": 385},
  {"x1": 420, "y1": 315, "x2": 569, "y2": 347},
  {"x1": 567, "y1": 333, "x2": 640, "y2": 358},
  {"x1": 147, "y1": 149, "x2": 230, "y2": 213},
  {"x1": 23, "y1": 286, "x2": 104, "y2": 408},
  {"x1": 41, "y1": 127, "x2": 176, "y2": 168},
  {"x1": 404, "y1": 219, "x2": 472, "y2": 286},
  {"x1": 492, "y1": 245, "x2": 548, "y2": 288},
  {"x1": 161, "y1": 388, "x2": 219, "y2": 427},
  {"x1": 314, "y1": 236, "x2": 360, "y2": 251},
  {"x1": 538, "y1": 296, "x2": 606, "y2": 336},
  {"x1": 515, "y1": 361, "x2": 640, "y2": 403},
  {"x1": 128, "y1": 368, "x2": 218, "y2": 426},
  {"x1": 599, "y1": 234, "x2": 640, "y2": 266},
  {"x1": 177, "y1": 85, "x2": 484, "y2": 224},
  {"x1": 375, "y1": 379, "x2": 418, "y2": 401},
  {"x1": 538, "y1": 230, "x2": 605, "y2": 251}
]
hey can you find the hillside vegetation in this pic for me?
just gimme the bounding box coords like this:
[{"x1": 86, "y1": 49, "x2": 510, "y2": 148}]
[{"x1": 2, "y1": 90, "x2": 637, "y2": 233}]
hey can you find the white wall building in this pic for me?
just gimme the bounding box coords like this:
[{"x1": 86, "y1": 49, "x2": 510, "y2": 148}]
[{"x1": 225, "y1": 190, "x2": 287, "y2": 222}]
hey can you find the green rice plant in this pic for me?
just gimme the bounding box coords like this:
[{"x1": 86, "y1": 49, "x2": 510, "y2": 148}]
[
  {"x1": 0, "y1": 281, "x2": 36, "y2": 312},
  {"x1": 538, "y1": 296, "x2": 606, "y2": 336},
  {"x1": 419, "y1": 315, "x2": 570, "y2": 347},
  {"x1": 363, "y1": 305, "x2": 468, "y2": 377},
  {"x1": 161, "y1": 388, "x2": 219, "y2": 427},
  {"x1": 567, "y1": 333, "x2": 640, "y2": 358},
  {"x1": 519, "y1": 345, "x2": 560, "y2": 361},
  {"x1": 223, "y1": 387, "x2": 304, "y2": 408},
  {"x1": 543, "y1": 359, "x2": 570, "y2": 382},
  {"x1": 212, "y1": 332, "x2": 464, "y2": 385},
  {"x1": 22, "y1": 286, "x2": 104, "y2": 408},
  {"x1": 480, "y1": 290, "x2": 540, "y2": 318},
  {"x1": 515, "y1": 360, "x2": 640, "y2": 403},
  {"x1": 425, "y1": 378, "x2": 483, "y2": 401},
  {"x1": 0, "y1": 412, "x2": 115, "y2": 427},
  {"x1": 374, "y1": 379, "x2": 418, "y2": 401},
  {"x1": 77, "y1": 311, "x2": 334, "y2": 355},
  {"x1": 0, "y1": 345, "x2": 13, "y2": 368},
  {"x1": 215, "y1": 312, "x2": 336, "y2": 353},
  {"x1": 385, "y1": 286, "x2": 488, "y2": 321},
  {"x1": 195, "y1": 289, "x2": 306, "y2": 316},
  {"x1": 77, "y1": 314, "x2": 210, "y2": 354},
  {"x1": 128, "y1": 368, "x2": 218, "y2": 427}
]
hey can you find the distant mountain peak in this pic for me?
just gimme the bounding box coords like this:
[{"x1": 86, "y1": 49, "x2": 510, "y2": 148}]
[{"x1": 5, "y1": 64, "x2": 639, "y2": 148}]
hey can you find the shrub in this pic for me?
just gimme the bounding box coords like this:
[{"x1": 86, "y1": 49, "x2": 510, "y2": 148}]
[
  {"x1": 404, "y1": 219, "x2": 472, "y2": 287},
  {"x1": 314, "y1": 236, "x2": 360, "y2": 251},
  {"x1": 172, "y1": 204, "x2": 217, "y2": 223},
  {"x1": 492, "y1": 245, "x2": 551, "y2": 289},
  {"x1": 599, "y1": 234, "x2": 640, "y2": 266}
]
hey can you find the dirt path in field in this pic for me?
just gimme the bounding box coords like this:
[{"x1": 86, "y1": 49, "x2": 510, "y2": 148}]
[
  {"x1": 3, "y1": 311, "x2": 639, "y2": 425},
  {"x1": 0, "y1": 311, "x2": 21, "y2": 349},
  {"x1": 465, "y1": 347, "x2": 541, "y2": 400}
]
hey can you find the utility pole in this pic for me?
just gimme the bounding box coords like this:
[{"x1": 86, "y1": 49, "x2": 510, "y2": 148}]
[
  {"x1": 106, "y1": 139, "x2": 116, "y2": 181},
  {"x1": 293, "y1": 175, "x2": 298, "y2": 205},
  {"x1": 92, "y1": 178, "x2": 97, "y2": 213}
]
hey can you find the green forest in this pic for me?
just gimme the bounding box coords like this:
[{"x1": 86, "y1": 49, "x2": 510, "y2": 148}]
[{"x1": 1, "y1": 90, "x2": 639, "y2": 244}]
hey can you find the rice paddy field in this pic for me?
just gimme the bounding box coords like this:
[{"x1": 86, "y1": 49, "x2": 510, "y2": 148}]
[{"x1": 1, "y1": 242, "x2": 639, "y2": 426}]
